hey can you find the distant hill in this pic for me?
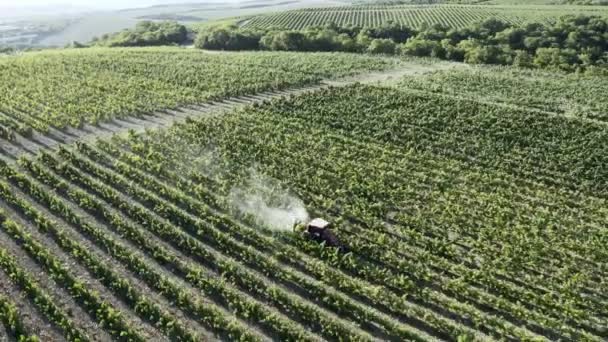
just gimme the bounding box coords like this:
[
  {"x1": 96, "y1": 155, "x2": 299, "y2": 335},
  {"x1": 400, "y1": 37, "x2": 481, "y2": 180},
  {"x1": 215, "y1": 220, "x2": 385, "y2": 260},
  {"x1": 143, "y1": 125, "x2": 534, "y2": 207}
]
[
  {"x1": 0, "y1": 4, "x2": 94, "y2": 19},
  {"x1": 32, "y1": 0, "x2": 343, "y2": 47},
  {"x1": 136, "y1": 14, "x2": 204, "y2": 21}
]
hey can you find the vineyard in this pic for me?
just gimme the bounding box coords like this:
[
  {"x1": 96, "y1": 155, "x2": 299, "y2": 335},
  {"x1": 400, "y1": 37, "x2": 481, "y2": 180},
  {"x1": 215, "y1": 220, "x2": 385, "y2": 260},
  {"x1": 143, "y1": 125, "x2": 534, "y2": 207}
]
[
  {"x1": 241, "y1": 4, "x2": 608, "y2": 30},
  {"x1": 0, "y1": 45, "x2": 607, "y2": 340},
  {"x1": 0, "y1": 47, "x2": 391, "y2": 137},
  {"x1": 399, "y1": 65, "x2": 608, "y2": 120}
]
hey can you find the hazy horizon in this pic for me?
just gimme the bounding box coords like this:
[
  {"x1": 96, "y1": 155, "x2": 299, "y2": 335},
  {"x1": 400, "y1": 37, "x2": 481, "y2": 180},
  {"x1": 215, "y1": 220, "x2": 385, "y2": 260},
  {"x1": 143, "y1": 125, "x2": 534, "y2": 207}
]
[
  {"x1": 0, "y1": 0, "x2": 243, "y2": 14},
  {"x1": 0, "y1": 0, "x2": 248, "y2": 19}
]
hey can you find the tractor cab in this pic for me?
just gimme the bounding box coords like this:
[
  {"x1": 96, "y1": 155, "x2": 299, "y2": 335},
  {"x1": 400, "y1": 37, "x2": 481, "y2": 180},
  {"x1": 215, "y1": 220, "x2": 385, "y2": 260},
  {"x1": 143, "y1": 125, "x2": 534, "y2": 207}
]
[{"x1": 300, "y1": 218, "x2": 347, "y2": 253}]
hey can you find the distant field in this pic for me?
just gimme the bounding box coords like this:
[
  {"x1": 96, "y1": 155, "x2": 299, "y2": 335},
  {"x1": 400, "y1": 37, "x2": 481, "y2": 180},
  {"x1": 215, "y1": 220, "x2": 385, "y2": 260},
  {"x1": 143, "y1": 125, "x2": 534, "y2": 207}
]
[
  {"x1": 480, "y1": 0, "x2": 607, "y2": 3},
  {"x1": 38, "y1": 0, "x2": 344, "y2": 46},
  {"x1": 242, "y1": 4, "x2": 608, "y2": 29},
  {"x1": 0, "y1": 18, "x2": 76, "y2": 48}
]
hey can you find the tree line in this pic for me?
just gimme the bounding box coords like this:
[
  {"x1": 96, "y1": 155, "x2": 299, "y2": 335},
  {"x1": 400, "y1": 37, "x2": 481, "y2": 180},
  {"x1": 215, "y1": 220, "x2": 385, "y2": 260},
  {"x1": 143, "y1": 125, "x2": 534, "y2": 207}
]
[
  {"x1": 195, "y1": 15, "x2": 608, "y2": 73},
  {"x1": 92, "y1": 21, "x2": 190, "y2": 47}
]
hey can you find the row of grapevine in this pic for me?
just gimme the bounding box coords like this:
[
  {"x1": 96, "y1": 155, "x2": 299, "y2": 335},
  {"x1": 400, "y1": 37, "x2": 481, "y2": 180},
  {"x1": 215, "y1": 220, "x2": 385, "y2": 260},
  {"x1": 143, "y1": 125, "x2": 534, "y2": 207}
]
[
  {"x1": 0, "y1": 173, "x2": 212, "y2": 340},
  {"x1": 3, "y1": 131, "x2": 532, "y2": 340},
  {"x1": 87, "y1": 139, "x2": 589, "y2": 340},
  {"x1": 0, "y1": 294, "x2": 39, "y2": 341},
  {"x1": 0, "y1": 207, "x2": 146, "y2": 341},
  {"x1": 29, "y1": 148, "x2": 428, "y2": 341},
  {"x1": 1, "y1": 52, "x2": 607, "y2": 340},
  {"x1": 0, "y1": 161, "x2": 300, "y2": 341},
  {"x1": 244, "y1": 6, "x2": 517, "y2": 30},
  {"x1": 399, "y1": 66, "x2": 608, "y2": 121},
  {"x1": 0, "y1": 48, "x2": 390, "y2": 135},
  {"x1": 61, "y1": 143, "x2": 488, "y2": 341},
  {"x1": 11, "y1": 110, "x2": 596, "y2": 340},
  {"x1": 0, "y1": 232, "x2": 88, "y2": 341},
  {"x1": 58, "y1": 82, "x2": 604, "y2": 340},
  {"x1": 242, "y1": 4, "x2": 608, "y2": 30}
]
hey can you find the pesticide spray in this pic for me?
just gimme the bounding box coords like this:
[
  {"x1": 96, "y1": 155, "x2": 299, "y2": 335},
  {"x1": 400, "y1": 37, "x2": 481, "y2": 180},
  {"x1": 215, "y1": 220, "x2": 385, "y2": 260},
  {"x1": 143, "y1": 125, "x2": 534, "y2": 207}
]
[
  {"x1": 163, "y1": 139, "x2": 309, "y2": 232},
  {"x1": 229, "y1": 169, "x2": 309, "y2": 232}
]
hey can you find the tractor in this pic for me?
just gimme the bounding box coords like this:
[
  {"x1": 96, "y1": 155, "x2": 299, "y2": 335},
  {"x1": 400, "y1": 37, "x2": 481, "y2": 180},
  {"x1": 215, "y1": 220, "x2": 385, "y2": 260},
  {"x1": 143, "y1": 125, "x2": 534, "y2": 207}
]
[{"x1": 294, "y1": 218, "x2": 348, "y2": 253}]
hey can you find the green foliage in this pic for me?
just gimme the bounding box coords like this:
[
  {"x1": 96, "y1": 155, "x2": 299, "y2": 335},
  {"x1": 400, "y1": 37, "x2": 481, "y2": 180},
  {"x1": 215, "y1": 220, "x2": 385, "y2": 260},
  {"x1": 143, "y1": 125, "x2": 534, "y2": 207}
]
[
  {"x1": 367, "y1": 38, "x2": 397, "y2": 53},
  {"x1": 242, "y1": 4, "x2": 608, "y2": 30},
  {"x1": 0, "y1": 295, "x2": 39, "y2": 342},
  {"x1": 533, "y1": 47, "x2": 580, "y2": 69},
  {"x1": 194, "y1": 26, "x2": 262, "y2": 50},
  {"x1": 0, "y1": 55, "x2": 607, "y2": 340},
  {"x1": 399, "y1": 64, "x2": 608, "y2": 118},
  {"x1": 197, "y1": 15, "x2": 608, "y2": 72},
  {"x1": 0, "y1": 47, "x2": 390, "y2": 133},
  {"x1": 94, "y1": 21, "x2": 189, "y2": 47},
  {"x1": 0, "y1": 47, "x2": 15, "y2": 54},
  {"x1": 260, "y1": 31, "x2": 310, "y2": 51},
  {"x1": 68, "y1": 81, "x2": 606, "y2": 341},
  {"x1": 401, "y1": 37, "x2": 443, "y2": 56}
]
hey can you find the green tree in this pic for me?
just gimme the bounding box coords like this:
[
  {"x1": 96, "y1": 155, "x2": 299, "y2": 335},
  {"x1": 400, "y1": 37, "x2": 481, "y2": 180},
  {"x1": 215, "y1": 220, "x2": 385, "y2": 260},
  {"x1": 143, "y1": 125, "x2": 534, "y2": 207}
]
[
  {"x1": 260, "y1": 31, "x2": 308, "y2": 51},
  {"x1": 512, "y1": 50, "x2": 533, "y2": 67},
  {"x1": 367, "y1": 39, "x2": 396, "y2": 54},
  {"x1": 401, "y1": 38, "x2": 442, "y2": 57},
  {"x1": 534, "y1": 47, "x2": 580, "y2": 69}
]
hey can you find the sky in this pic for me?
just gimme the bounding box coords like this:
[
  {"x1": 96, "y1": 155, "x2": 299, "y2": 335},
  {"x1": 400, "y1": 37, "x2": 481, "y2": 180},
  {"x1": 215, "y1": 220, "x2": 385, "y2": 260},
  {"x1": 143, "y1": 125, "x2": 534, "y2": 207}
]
[{"x1": 0, "y1": 0, "x2": 237, "y2": 11}]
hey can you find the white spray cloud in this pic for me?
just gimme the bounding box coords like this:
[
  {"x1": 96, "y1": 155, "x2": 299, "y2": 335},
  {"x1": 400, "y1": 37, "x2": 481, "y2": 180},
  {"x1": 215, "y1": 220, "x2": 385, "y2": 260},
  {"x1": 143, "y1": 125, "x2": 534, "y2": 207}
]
[
  {"x1": 162, "y1": 140, "x2": 308, "y2": 232},
  {"x1": 229, "y1": 169, "x2": 309, "y2": 232},
  {"x1": 166, "y1": 140, "x2": 226, "y2": 179}
]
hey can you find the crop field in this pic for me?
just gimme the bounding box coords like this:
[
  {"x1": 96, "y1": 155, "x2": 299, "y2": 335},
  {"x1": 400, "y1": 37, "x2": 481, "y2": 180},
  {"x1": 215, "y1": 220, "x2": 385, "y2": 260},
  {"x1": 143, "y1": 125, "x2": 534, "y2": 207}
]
[
  {"x1": 400, "y1": 65, "x2": 608, "y2": 120},
  {"x1": 0, "y1": 48, "x2": 391, "y2": 139},
  {"x1": 241, "y1": 4, "x2": 608, "y2": 30},
  {"x1": 0, "y1": 45, "x2": 606, "y2": 340}
]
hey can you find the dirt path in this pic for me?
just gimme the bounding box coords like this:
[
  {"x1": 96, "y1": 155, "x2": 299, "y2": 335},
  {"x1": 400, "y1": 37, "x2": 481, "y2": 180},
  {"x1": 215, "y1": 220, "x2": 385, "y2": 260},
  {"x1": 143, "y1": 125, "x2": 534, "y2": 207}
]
[
  {"x1": 324, "y1": 59, "x2": 464, "y2": 86},
  {"x1": 0, "y1": 61, "x2": 463, "y2": 163}
]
